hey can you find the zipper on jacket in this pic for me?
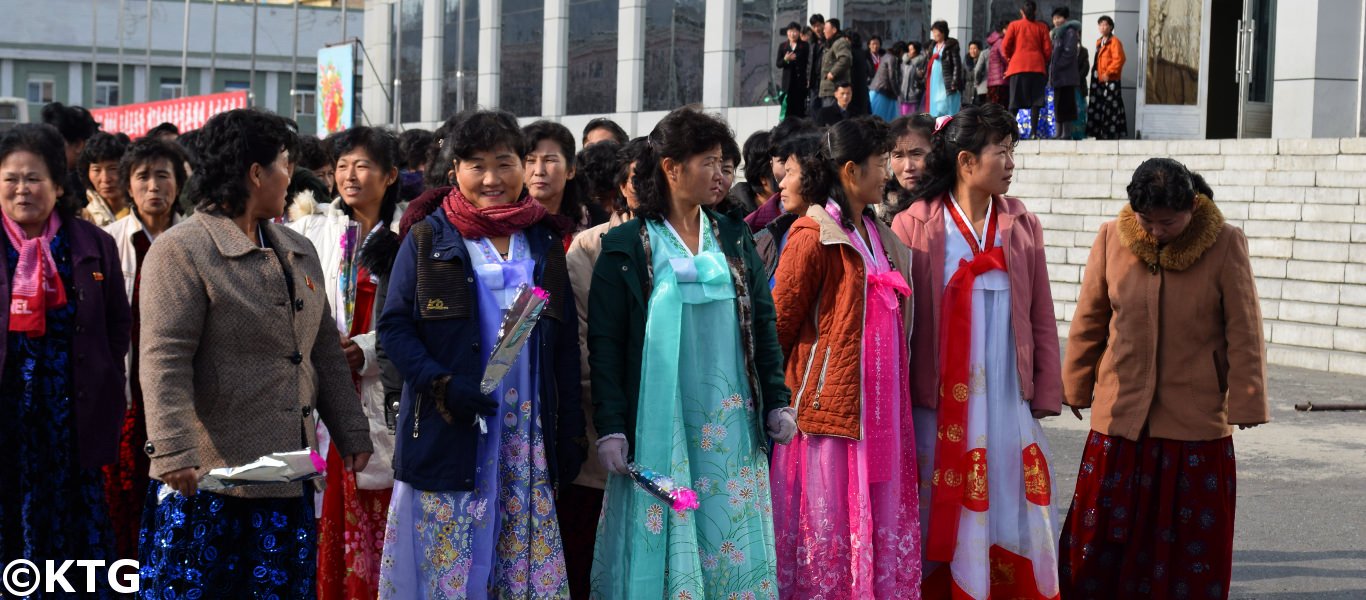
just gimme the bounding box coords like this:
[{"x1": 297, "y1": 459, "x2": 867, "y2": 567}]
[
  {"x1": 791, "y1": 298, "x2": 822, "y2": 411},
  {"x1": 412, "y1": 392, "x2": 423, "y2": 438},
  {"x1": 814, "y1": 347, "x2": 833, "y2": 400}
]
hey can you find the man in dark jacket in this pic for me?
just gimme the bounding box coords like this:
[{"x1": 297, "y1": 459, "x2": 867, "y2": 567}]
[
  {"x1": 1050, "y1": 7, "x2": 1083, "y2": 138},
  {"x1": 776, "y1": 21, "x2": 810, "y2": 120},
  {"x1": 807, "y1": 14, "x2": 827, "y2": 117},
  {"x1": 816, "y1": 84, "x2": 855, "y2": 126},
  {"x1": 818, "y1": 19, "x2": 854, "y2": 107}
]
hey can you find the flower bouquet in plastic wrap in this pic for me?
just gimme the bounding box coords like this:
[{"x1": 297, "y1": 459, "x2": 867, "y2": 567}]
[
  {"x1": 473, "y1": 284, "x2": 550, "y2": 433},
  {"x1": 157, "y1": 449, "x2": 327, "y2": 503},
  {"x1": 628, "y1": 462, "x2": 700, "y2": 515}
]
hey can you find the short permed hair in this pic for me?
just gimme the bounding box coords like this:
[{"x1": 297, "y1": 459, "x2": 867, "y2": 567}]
[
  {"x1": 398, "y1": 128, "x2": 434, "y2": 171},
  {"x1": 582, "y1": 117, "x2": 629, "y2": 147},
  {"x1": 295, "y1": 135, "x2": 331, "y2": 172},
  {"x1": 188, "y1": 108, "x2": 299, "y2": 218},
  {"x1": 40, "y1": 102, "x2": 99, "y2": 144},
  {"x1": 77, "y1": 131, "x2": 130, "y2": 190},
  {"x1": 1127, "y1": 158, "x2": 1197, "y2": 213},
  {"x1": 449, "y1": 110, "x2": 524, "y2": 162},
  {"x1": 119, "y1": 138, "x2": 188, "y2": 213},
  {"x1": 0, "y1": 124, "x2": 75, "y2": 217}
]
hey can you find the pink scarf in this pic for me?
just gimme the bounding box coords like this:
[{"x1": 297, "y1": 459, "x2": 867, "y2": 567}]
[{"x1": 3, "y1": 212, "x2": 67, "y2": 337}]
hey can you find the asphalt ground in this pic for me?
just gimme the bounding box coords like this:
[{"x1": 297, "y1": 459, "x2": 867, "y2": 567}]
[{"x1": 1041, "y1": 363, "x2": 1366, "y2": 599}]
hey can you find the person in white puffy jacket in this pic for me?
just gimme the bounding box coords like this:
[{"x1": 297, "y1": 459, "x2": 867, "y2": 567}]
[{"x1": 288, "y1": 126, "x2": 405, "y2": 598}]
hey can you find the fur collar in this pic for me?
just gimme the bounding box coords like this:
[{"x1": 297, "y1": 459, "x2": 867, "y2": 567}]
[{"x1": 1117, "y1": 194, "x2": 1223, "y2": 272}]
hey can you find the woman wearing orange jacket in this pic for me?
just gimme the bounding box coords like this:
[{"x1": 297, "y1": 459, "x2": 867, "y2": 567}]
[
  {"x1": 1003, "y1": 1, "x2": 1052, "y2": 135},
  {"x1": 1087, "y1": 15, "x2": 1128, "y2": 139}
]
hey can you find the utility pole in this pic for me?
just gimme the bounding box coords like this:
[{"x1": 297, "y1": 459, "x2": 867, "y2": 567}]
[
  {"x1": 145, "y1": 0, "x2": 153, "y2": 100},
  {"x1": 249, "y1": 0, "x2": 259, "y2": 106},
  {"x1": 292, "y1": 0, "x2": 300, "y2": 119},
  {"x1": 117, "y1": 0, "x2": 126, "y2": 100},
  {"x1": 90, "y1": 0, "x2": 99, "y2": 105},
  {"x1": 209, "y1": 0, "x2": 218, "y2": 85},
  {"x1": 181, "y1": 0, "x2": 191, "y2": 94}
]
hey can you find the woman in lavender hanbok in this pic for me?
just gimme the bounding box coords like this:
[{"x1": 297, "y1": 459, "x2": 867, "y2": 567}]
[{"x1": 376, "y1": 110, "x2": 586, "y2": 599}]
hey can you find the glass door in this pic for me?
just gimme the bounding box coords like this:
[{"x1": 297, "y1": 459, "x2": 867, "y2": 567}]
[{"x1": 1235, "y1": 0, "x2": 1275, "y2": 137}]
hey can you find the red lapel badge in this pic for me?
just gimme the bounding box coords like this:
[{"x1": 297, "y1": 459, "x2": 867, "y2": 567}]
[
  {"x1": 305, "y1": 275, "x2": 315, "y2": 291},
  {"x1": 92, "y1": 272, "x2": 104, "y2": 281}
]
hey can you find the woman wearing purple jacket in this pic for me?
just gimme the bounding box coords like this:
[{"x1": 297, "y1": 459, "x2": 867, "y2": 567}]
[{"x1": 0, "y1": 123, "x2": 131, "y2": 598}]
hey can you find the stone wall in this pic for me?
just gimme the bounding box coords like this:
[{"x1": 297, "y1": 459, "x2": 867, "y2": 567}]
[{"x1": 1012, "y1": 137, "x2": 1366, "y2": 376}]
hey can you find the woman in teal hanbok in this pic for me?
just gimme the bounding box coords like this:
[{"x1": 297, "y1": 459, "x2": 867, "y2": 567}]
[{"x1": 586, "y1": 106, "x2": 795, "y2": 600}]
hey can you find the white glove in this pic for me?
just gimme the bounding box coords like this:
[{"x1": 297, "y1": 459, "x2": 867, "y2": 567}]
[
  {"x1": 596, "y1": 434, "x2": 631, "y2": 475},
  {"x1": 766, "y1": 408, "x2": 798, "y2": 445}
]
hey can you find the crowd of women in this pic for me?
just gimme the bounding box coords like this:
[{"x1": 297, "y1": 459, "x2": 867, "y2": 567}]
[
  {"x1": 2, "y1": 64, "x2": 1264, "y2": 599},
  {"x1": 777, "y1": 2, "x2": 1129, "y2": 141}
]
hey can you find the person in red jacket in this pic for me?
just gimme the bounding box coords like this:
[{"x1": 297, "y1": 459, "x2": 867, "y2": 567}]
[{"x1": 1003, "y1": 0, "x2": 1053, "y2": 136}]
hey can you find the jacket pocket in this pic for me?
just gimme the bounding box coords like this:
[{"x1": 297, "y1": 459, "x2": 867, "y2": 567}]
[
  {"x1": 813, "y1": 347, "x2": 833, "y2": 400},
  {"x1": 1213, "y1": 351, "x2": 1229, "y2": 394}
]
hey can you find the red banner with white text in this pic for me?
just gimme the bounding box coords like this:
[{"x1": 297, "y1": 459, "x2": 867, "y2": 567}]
[{"x1": 90, "y1": 91, "x2": 249, "y2": 137}]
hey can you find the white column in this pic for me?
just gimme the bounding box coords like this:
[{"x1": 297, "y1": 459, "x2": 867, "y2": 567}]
[
  {"x1": 0, "y1": 60, "x2": 12, "y2": 98},
  {"x1": 616, "y1": 0, "x2": 645, "y2": 115},
  {"x1": 1083, "y1": 0, "x2": 1140, "y2": 138},
  {"x1": 265, "y1": 71, "x2": 280, "y2": 113},
  {"x1": 478, "y1": 0, "x2": 502, "y2": 109},
  {"x1": 68, "y1": 62, "x2": 84, "y2": 105},
  {"x1": 133, "y1": 66, "x2": 148, "y2": 103},
  {"x1": 1271, "y1": 0, "x2": 1364, "y2": 138},
  {"x1": 931, "y1": 0, "x2": 974, "y2": 46},
  {"x1": 807, "y1": 0, "x2": 840, "y2": 21},
  {"x1": 362, "y1": 0, "x2": 394, "y2": 127},
  {"x1": 702, "y1": 0, "x2": 737, "y2": 109},
  {"x1": 420, "y1": 0, "x2": 444, "y2": 124},
  {"x1": 542, "y1": 0, "x2": 569, "y2": 118}
]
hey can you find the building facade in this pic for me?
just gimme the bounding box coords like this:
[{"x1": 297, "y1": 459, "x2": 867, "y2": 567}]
[
  {"x1": 1, "y1": 0, "x2": 364, "y2": 136},
  {"x1": 362, "y1": 0, "x2": 1366, "y2": 144}
]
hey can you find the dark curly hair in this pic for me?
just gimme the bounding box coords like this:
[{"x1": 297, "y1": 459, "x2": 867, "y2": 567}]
[
  {"x1": 1127, "y1": 158, "x2": 1196, "y2": 213},
  {"x1": 331, "y1": 126, "x2": 403, "y2": 226},
  {"x1": 576, "y1": 140, "x2": 622, "y2": 212},
  {"x1": 424, "y1": 113, "x2": 466, "y2": 188},
  {"x1": 614, "y1": 137, "x2": 649, "y2": 210},
  {"x1": 398, "y1": 128, "x2": 434, "y2": 171},
  {"x1": 188, "y1": 108, "x2": 299, "y2": 218},
  {"x1": 77, "y1": 131, "x2": 130, "y2": 192},
  {"x1": 634, "y1": 106, "x2": 735, "y2": 222},
  {"x1": 0, "y1": 124, "x2": 76, "y2": 220},
  {"x1": 775, "y1": 133, "x2": 831, "y2": 210},
  {"x1": 40, "y1": 102, "x2": 99, "y2": 144},
  {"x1": 119, "y1": 138, "x2": 188, "y2": 214},
  {"x1": 740, "y1": 130, "x2": 775, "y2": 199},
  {"x1": 582, "y1": 117, "x2": 629, "y2": 147},
  {"x1": 523, "y1": 120, "x2": 590, "y2": 222},
  {"x1": 451, "y1": 110, "x2": 524, "y2": 162},
  {"x1": 818, "y1": 117, "x2": 891, "y2": 229},
  {"x1": 295, "y1": 135, "x2": 331, "y2": 171},
  {"x1": 909, "y1": 103, "x2": 1019, "y2": 204},
  {"x1": 146, "y1": 122, "x2": 180, "y2": 139}
]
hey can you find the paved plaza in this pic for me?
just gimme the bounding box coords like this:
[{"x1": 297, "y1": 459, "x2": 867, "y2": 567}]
[{"x1": 1043, "y1": 362, "x2": 1366, "y2": 599}]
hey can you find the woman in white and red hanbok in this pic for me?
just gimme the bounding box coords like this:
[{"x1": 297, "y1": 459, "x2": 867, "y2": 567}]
[{"x1": 891, "y1": 104, "x2": 1063, "y2": 600}]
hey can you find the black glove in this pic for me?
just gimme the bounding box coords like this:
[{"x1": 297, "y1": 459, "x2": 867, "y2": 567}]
[{"x1": 431, "y1": 374, "x2": 498, "y2": 426}]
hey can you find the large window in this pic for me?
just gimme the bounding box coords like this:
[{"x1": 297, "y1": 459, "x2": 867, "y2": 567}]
[
  {"x1": 643, "y1": 0, "x2": 704, "y2": 111},
  {"x1": 160, "y1": 78, "x2": 185, "y2": 101},
  {"x1": 398, "y1": 0, "x2": 424, "y2": 122},
  {"x1": 735, "y1": 0, "x2": 806, "y2": 106},
  {"x1": 294, "y1": 84, "x2": 317, "y2": 117},
  {"x1": 499, "y1": 0, "x2": 543, "y2": 117},
  {"x1": 94, "y1": 75, "x2": 119, "y2": 107},
  {"x1": 844, "y1": 0, "x2": 927, "y2": 47},
  {"x1": 26, "y1": 79, "x2": 55, "y2": 104},
  {"x1": 443, "y1": 0, "x2": 479, "y2": 116},
  {"x1": 567, "y1": 0, "x2": 618, "y2": 115}
]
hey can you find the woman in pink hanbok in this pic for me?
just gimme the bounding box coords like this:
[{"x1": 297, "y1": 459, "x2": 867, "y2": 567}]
[{"x1": 770, "y1": 116, "x2": 922, "y2": 599}]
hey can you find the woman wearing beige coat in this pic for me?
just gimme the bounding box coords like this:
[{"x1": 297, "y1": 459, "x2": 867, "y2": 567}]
[
  {"x1": 1060, "y1": 158, "x2": 1268, "y2": 600},
  {"x1": 137, "y1": 109, "x2": 373, "y2": 598}
]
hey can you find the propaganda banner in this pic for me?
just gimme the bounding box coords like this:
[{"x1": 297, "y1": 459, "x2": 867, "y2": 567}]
[{"x1": 90, "y1": 91, "x2": 250, "y2": 136}]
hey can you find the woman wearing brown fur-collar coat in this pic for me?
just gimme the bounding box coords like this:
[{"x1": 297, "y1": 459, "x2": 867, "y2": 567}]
[{"x1": 1059, "y1": 158, "x2": 1268, "y2": 600}]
